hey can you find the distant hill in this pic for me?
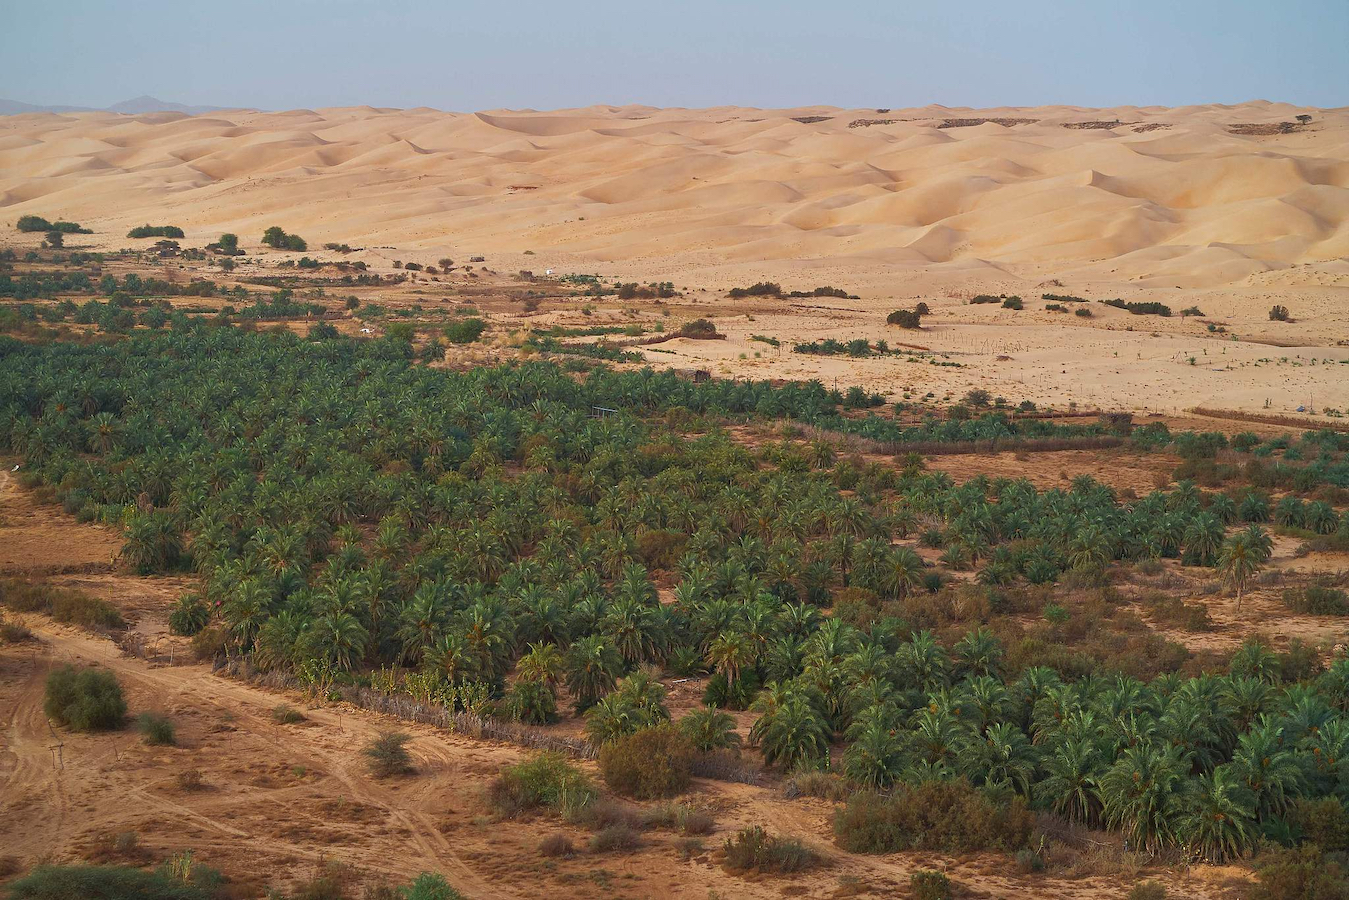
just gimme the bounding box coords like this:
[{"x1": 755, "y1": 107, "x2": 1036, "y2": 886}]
[{"x1": 0, "y1": 95, "x2": 234, "y2": 116}]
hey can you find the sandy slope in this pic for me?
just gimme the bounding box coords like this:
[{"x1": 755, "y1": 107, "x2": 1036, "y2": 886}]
[{"x1": 1, "y1": 102, "x2": 1346, "y2": 291}]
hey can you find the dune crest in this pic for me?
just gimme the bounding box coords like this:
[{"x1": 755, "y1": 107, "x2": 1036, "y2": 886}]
[{"x1": 0, "y1": 102, "x2": 1345, "y2": 286}]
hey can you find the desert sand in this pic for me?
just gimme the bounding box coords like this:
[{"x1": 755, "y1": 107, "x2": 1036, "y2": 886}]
[{"x1": 2, "y1": 102, "x2": 1347, "y2": 418}]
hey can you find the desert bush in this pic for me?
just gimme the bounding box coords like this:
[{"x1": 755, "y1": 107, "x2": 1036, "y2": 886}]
[
  {"x1": 1, "y1": 619, "x2": 33, "y2": 643},
  {"x1": 1250, "y1": 844, "x2": 1349, "y2": 900},
  {"x1": 590, "y1": 823, "x2": 642, "y2": 852},
  {"x1": 396, "y1": 873, "x2": 464, "y2": 900},
  {"x1": 272, "y1": 704, "x2": 306, "y2": 724},
  {"x1": 127, "y1": 225, "x2": 185, "y2": 239},
  {"x1": 783, "y1": 770, "x2": 852, "y2": 801},
  {"x1": 137, "y1": 712, "x2": 176, "y2": 746},
  {"x1": 443, "y1": 317, "x2": 487, "y2": 344},
  {"x1": 678, "y1": 318, "x2": 721, "y2": 339},
  {"x1": 44, "y1": 664, "x2": 126, "y2": 731},
  {"x1": 488, "y1": 752, "x2": 595, "y2": 818},
  {"x1": 599, "y1": 723, "x2": 694, "y2": 799},
  {"x1": 1283, "y1": 584, "x2": 1349, "y2": 615},
  {"x1": 833, "y1": 781, "x2": 1033, "y2": 854},
  {"x1": 910, "y1": 870, "x2": 953, "y2": 900},
  {"x1": 261, "y1": 226, "x2": 306, "y2": 251},
  {"x1": 727, "y1": 282, "x2": 780, "y2": 298},
  {"x1": 886, "y1": 308, "x2": 922, "y2": 328},
  {"x1": 1288, "y1": 797, "x2": 1349, "y2": 851},
  {"x1": 189, "y1": 626, "x2": 228, "y2": 661},
  {"x1": 1001, "y1": 296, "x2": 1023, "y2": 310},
  {"x1": 643, "y1": 802, "x2": 715, "y2": 835},
  {"x1": 363, "y1": 731, "x2": 414, "y2": 777},
  {"x1": 5, "y1": 864, "x2": 211, "y2": 900},
  {"x1": 0, "y1": 579, "x2": 124, "y2": 630},
  {"x1": 1126, "y1": 881, "x2": 1167, "y2": 900},
  {"x1": 538, "y1": 832, "x2": 575, "y2": 857},
  {"x1": 177, "y1": 768, "x2": 205, "y2": 791},
  {"x1": 169, "y1": 595, "x2": 210, "y2": 636},
  {"x1": 721, "y1": 826, "x2": 818, "y2": 874},
  {"x1": 1269, "y1": 305, "x2": 1291, "y2": 322}
]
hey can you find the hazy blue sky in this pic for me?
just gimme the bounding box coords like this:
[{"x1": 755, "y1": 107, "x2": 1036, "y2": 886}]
[{"x1": 4, "y1": 0, "x2": 1346, "y2": 110}]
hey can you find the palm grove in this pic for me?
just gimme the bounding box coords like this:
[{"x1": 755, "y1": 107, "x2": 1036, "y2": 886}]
[{"x1": 3, "y1": 323, "x2": 1349, "y2": 869}]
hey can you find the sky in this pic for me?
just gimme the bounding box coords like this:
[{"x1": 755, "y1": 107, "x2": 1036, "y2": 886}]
[{"x1": 3, "y1": 0, "x2": 1347, "y2": 111}]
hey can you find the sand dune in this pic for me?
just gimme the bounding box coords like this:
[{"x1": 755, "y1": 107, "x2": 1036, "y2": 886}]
[{"x1": 0, "y1": 102, "x2": 1346, "y2": 286}]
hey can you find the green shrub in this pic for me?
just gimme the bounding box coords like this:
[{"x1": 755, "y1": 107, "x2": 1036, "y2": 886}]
[
  {"x1": 721, "y1": 826, "x2": 818, "y2": 874},
  {"x1": 168, "y1": 595, "x2": 210, "y2": 636},
  {"x1": 363, "y1": 731, "x2": 414, "y2": 777},
  {"x1": 910, "y1": 870, "x2": 953, "y2": 900},
  {"x1": 599, "y1": 724, "x2": 694, "y2": 799},
  {"x1": 5, "y1": 864, "x2": 211, "y2": 899},
  {"x1": 44, "y1": 665, "x2": 126, "y2": 731},
  {"x1": 137, "y1": 712, "x2": 176, "y2": 746},
  {"x1": 127, "y1": 225, "x2": 185, "y2": 239},
  {"x1": 488, "y1": 752, "x2": 595, "y2": 818},
  {"x1": 833, "y1": 781, "x2": 1033, "y2": 854},
  {"x1": 0, "y1": 579, "x2": 124, "y2": 631},
  {"x1": 400, "y1": 873, "x2": 464, "y2": 900},
  {"x1": 887, "y1": 308, "x2": 922, "y2": 328},
  {"x1": 443, "y1": 318, "x2": 487, "y2": 344}
]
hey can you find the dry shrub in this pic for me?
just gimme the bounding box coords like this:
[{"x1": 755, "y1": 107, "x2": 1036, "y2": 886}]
[
  {"x1": 575, "y1": 797, "x2": 644, "y2": 832},
  {"x1": 833, "y1": 781, "x2": 1033, "y2": 854},
  {"x1": 177, "y1": 768, "x2": 206, "y2": 791},
  {"x1": 721, "y1": 826, "x2": 819, "y2": 874},
  {"x1": 272, "y1": 704, "x2": 306, "y2": 724},
  {"x1": 783, "y1": 770, "x2": 852, "y2": 801},
  {"x1": 1127, "y1": 881, "x2": 1167, "y2": 900},
  {"x1": 190, "y1": 625, "x2": 228, "y2": 661},
  {"x1": 643, "y1": 802, "x2": 715, "y2": 835},
  {"x1": 589, "y1": 824, "x2": 642, "y2": 853},
  {"x1": 599, "y1": 723, "x2": 694, "y2": 799},
  {"x1": 538, "y1": 833, "x2": 575, "y2": 857}
]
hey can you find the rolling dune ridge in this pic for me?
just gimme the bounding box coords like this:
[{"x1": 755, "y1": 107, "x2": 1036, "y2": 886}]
[{"x1": 1, "y1": 102, "x2": 1346, "y2": 288}]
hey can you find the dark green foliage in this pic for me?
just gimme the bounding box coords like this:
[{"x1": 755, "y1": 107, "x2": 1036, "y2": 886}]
[
  {"x1": 599, "y1": 724, "x2": 695, "y2": 799},
  {"x1": 1001, "y1": 296, "x2": 1023, "y2": 310},
  {"x1": 4, "y1": 864, "x2": 211, "y2": 900},
  {"x1": 887, "y1": 308, "x2": 922, "y2": 328},
  {"x1": 127, "y1": 225, "x2": 185, "y2": 239},
  {"x1": 1283, "y1": 585, "x2": 1349, "y2": 615},
  {"x1": 833, "y1": 782, "x2": 1033, "y2": 854},
  {"x1": 363, "y1": 731, "x2": 414, "y2": 777},
  {"x1": 721, "y1": 826, "x2": 818, "y2": 874},
  {"x1": 910, "y1": 870, "x2": 953, "y2": 900},
  {"x1": 17, "y1": 216, "x2": 90, "y2": 234},
  {"x1": 44, "y1": 665, "x2": 125, "y2": 731},
  {"x1": 169, "y1": 595, "x2": 210, "y2": 636},
  {"x1": 261, "y1": 226, "x2": 306, "y2": 251},
  {"x1": 678, "y1": 318, "x2": 720, "y2": 338},
  {"x1": 726, "y1": 282, "x2": 780, "y2": 298},
  {"x1": 443, "y1": 317, "x2": 487, "y2": 343},
  {"x1": 137, "y1": 712, "x2": 176, "y2": 746}
]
